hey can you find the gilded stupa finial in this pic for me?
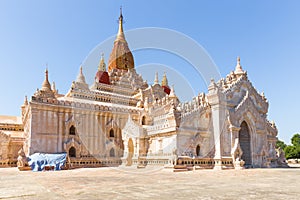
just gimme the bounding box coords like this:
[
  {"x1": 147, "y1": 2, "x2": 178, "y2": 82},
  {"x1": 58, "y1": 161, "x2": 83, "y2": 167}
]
[
  {"x1": 98, "y1": 53, "x2": 106, "y2": 71},
  {"x1": 116, "y1": 6, "x2": 125, "y2": 42},
  {"x1": 108, "y1": 8, "x2": 134, "y2": 72},
  {"x1": 161, "y1": 72, "x2": 168, "y2": 86},
  {"x1": 120, "y1": 6, "x2": 123, "y2": 19}
]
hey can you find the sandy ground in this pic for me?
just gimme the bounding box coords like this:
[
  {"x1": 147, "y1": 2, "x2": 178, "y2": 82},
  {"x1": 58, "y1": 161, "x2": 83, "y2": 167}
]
[{"x1": 0, "y1": 166, "x2": 299, "y2": 200}]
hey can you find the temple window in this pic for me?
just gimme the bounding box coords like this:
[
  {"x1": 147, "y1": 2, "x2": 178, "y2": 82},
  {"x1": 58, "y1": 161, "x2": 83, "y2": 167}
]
[
  {"x1": 109, "y1": 129, "x2": 114, "y2": 138},
  {"x1": 142, "y1": 116, "x2": 146, "y2": 125},
  {"x1": 196, "y1": 145, "x2": 201, "y2": 156},
  {"x1": 69, "y1": 147, "x2": 76, "y2": 157},
  {"x1": 69, "y1": 125, "x2": 76, "y2": 135}
]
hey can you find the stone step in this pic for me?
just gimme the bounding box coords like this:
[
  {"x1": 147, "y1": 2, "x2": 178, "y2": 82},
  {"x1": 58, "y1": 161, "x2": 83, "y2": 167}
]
[
  {"x1": 174, "y1": 165, "x2": 187, "y2": 169},
  {"x1": 173, "y1": 168, "x2": 188, "y2": 172}
]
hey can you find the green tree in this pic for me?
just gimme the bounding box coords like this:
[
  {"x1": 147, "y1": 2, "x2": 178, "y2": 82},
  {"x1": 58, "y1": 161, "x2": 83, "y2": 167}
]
[
  {"x1": 291, "y1": 133, "x2": 300, "y2": 147},
  {"x1": 284, "y1": 145, "x2": 297, "y2": 159},
  {"x1": 276, "y1": 140, "x2": 287, "y2": 150},
  {"x1": 284, "y1": 133, "x2": 300, "y2": 159}
]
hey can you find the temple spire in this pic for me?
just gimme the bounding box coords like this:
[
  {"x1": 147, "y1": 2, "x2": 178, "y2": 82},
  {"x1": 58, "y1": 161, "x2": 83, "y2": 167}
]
[
  {"x1": 51, "y1": 81, "x2": 56, "y2": 91},
  {"x1": 169, "y1": 85, "x2": 177, "y2": 98},
  {"x1": 24, "y1": 95, "x2": 28, "y2": 105},
  {"x1": 116, "y1": 6, "x2": 125, "y2": 42},
  {"x1": 234, "y1": 56, "x2": 245, "y2": 74},
  {"x1": 98, "y1": 53, "x2": 106, "y2": 71},
  {"x1": 52, "y1": 81, "x2": 58, "y2": 94},
  {"x1": 161, "y1": 72, "x2": 170, "y2": 94},
  {"x1": 41, "y1": 68, "x2": 52, "y2": 92},
  {"x1": 76, "y1": 66, "x2": 86, "y2": 84},
  {"x1": 108, "y1": 8, "x2": 134, "y2": 72},
  {"x1": 154, "y1": 72, "x2": 159, "y2": 85},
  {"x1": 169, "y1": 85, "x2": 178, "y2": 105},
  {"x1": 161, "y1": 72, "x2": 168, "y2": 86}
]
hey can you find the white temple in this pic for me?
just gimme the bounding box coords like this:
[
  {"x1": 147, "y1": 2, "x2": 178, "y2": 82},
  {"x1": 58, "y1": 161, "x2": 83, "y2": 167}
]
[{"x1": 0, "y1": 11, "x2": 280, "y2": 170}]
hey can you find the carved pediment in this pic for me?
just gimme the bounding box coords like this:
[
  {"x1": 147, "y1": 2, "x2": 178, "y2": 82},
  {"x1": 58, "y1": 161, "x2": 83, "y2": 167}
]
[
  {"x1": 63, "y1": 137, "x2": 81, "y2": 151},
  {"x1": 122, "y1": 116, "x2": 142, "y2": 138},
  {"x1": 225, "y1": 79, "x2": 268, "y2": 114}
]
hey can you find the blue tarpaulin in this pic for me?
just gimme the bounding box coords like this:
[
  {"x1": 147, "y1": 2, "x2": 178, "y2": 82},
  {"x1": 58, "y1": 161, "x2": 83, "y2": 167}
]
[{"x1": 28, "y1": 153, "x2": 67, "y2": 171}]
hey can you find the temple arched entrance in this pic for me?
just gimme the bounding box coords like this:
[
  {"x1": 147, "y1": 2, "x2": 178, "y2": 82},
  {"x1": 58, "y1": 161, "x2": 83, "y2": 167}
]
[{"x1": 239, "y1": 121, "x2": 252, "y2": 167}]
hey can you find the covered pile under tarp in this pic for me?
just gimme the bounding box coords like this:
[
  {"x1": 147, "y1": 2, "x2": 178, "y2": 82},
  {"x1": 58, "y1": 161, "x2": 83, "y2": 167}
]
[{"x1": 28, "y1": 153, "x2": 67, "y2": 171}]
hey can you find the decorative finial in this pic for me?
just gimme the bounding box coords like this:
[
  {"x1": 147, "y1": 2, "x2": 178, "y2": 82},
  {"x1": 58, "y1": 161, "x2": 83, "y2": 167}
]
[
  {"x1": 24, "y1": 95, "x2": 28, "y2": 105},
  {"x1": 52, "y1": 82, "x2": 58, "y2": 94},
  {"x1": 234, "y1": 56, "x2": 244, "y2": 74},
  {"x1": 116, "y1": 7, "x2": 125, "y2": 41},
  {"x1": 77, "y1": 66, "x2": 86, "y2": 83},
  {"x1": 120, "y1": 6, "x2": 123, "y2": 18},
  {"x1": 98, "y1": 53, "x2": 106, "y2": 71},
  {"x1": 41, "y1": 67, "x2": 52, "y2": 92},
  {"x1": 169, "y1": 85, "x2": 177, "y2": 97},
  {"x1": 45, "y1": 63, "x2": 48, "y2": 77},
  {"x1": 52, "y1": 81, "x2": 56, "y2": 91},
  {"x1": 161, "y1": 72, "x2": 168, "y2": 86},
  {"x1": 261, "y1": 92, "x2": 267, "y2": 101},
  {"x1": 154, "y1": 72, "x2": 159, "y2": 85},
  {"x1": 209, "y1": 78, "x2": 216, "y2": 88}
]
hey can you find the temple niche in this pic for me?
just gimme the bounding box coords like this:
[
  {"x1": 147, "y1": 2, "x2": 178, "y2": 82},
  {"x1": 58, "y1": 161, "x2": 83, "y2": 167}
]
[{"x1": 0, "y1": 10, "x2": 281, "y2": 170}]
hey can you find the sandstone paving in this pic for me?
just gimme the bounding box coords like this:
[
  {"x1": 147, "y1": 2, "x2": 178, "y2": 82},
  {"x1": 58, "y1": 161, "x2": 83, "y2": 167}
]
[{"x1": 0, "y1": 167, "x2": 299, "y2": 200}]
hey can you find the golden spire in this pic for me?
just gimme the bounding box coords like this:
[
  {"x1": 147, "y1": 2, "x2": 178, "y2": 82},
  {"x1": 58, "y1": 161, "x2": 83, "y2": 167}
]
[
  {"x1": 116, "y1": 6, "x2": 125, "y2": 42},
  {"x1": 161, "y1": 72, "x2": 168, "y2": 86},
  {"x1": 108, "y1": 8, "x2": 135, "y2": 72},
  {"x1": 98, "y1": 53, "x2": 106, "y2": 71},
  {"x1": 41, "y1": 68, "x2": 52, "y2": 92}
]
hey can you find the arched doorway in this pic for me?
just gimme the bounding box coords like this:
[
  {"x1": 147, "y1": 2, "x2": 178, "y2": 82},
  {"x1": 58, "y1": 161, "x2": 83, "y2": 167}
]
[
  {"x1": 69, "y1": 147, "x2": 76, "y2": 158},
  {"x1": 196, "y1": 145, "x2": 200, "y2": 157},
  {"x1": 239, "y1": 121, "x2": 252, "y2": 167}
]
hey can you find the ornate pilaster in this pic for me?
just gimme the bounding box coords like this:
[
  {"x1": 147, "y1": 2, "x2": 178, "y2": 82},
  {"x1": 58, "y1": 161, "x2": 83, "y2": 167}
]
[{"x1": 207, "y1": 79, "x2": 227, "y2": 170}]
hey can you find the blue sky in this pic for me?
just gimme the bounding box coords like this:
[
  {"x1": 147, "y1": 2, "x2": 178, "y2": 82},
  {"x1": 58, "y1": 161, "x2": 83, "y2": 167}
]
[{"x1": 0, "y1": 0, "x2": 299, "y2": 144}]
